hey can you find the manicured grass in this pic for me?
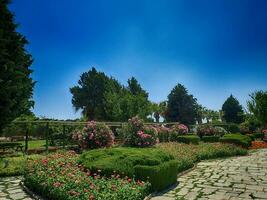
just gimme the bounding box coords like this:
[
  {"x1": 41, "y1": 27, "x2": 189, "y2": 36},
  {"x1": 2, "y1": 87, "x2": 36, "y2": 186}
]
[
  {"x1": 79, "y1": 147, "x2": 178, "y2": 191},
  {"x1": 158, "y1": 142, "x2": 248, "y2": 173},
  {"x1": 19, "y1": 140, "x2": 46, "y2": 149},
  {"x1": 0, "y1": 154, "x2": 42, "y2": 177}
]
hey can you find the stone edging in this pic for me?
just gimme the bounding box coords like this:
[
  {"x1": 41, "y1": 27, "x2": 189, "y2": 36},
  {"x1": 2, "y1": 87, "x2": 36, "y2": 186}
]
[
  {"x1": 145, "y1": 164, "x2": 197, "y2": 200},
  {"x1": 20, "y1": 181, "x2": 46, "y2": 200}
]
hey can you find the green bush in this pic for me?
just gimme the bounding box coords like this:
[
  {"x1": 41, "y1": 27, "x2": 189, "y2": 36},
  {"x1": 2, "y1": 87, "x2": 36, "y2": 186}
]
[
  {"x1": 201, "y1": 136, "x2": 220, "y2": 143},
  {"x1": 79, "y1": 147, "x2": 178, "y2": 191},
  {"x1": 253, "y1": 132, "x2": 264, "y2": 140},
  {"x1": 227, "y1": 124, "x2": 240, "y2": 133},
  {"x1": 219, "y1": 134, "x2": 252, "y2": 148},
  {"x1": 156, "y1": 126, "x2": 171, "y2": 142},
  {"x1": 120, "y1": 117, "x2": 158, "y2": 147},
  {"x1": 247, "y1": 134, "x2": 255, "y2": 141},
  {"x1": 176, "y1": 135, "x2": 200, "y2": 144},
  {"x1": 134, "y1": 160, "x2": 178, "y2": 191},
  {"x1": 72, "y1": 121, "x2": 114, "y2": 149}
]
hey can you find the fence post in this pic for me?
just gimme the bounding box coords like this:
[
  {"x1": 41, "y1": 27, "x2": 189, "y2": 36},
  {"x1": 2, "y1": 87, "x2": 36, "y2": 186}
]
[
  {"x1": 63, "y1": 124, "x2": 66, "y2": 149},
  {"x1": 25, "y1": 123, "x2": 29, "y2": 154},
  {"x1": 45, "y1": 122, "x2": 49, "y2": 153}
]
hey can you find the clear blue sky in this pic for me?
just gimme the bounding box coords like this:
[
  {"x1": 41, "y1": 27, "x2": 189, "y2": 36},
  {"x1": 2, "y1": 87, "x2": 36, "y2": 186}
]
[{"x1": 9, "y1": 0, "x2": 267, "y2": 119}]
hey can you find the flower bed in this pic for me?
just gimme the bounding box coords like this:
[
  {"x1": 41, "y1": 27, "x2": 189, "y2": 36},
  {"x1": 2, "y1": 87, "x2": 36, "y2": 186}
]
[
  {"x1": 250, "y1": 141, "x2": 267, "y2": 149},
  {"x1": 158, "y1": 142, "x2": 247, "y2": 173},
  {"x1": 24, "y1": 151, "x2": 150, "y2": 200}
]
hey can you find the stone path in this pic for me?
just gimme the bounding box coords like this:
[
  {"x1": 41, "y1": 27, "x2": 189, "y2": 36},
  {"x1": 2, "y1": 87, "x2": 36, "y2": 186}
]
[
  {"x1": 152, "y1": 149, "x2": 267, "y2": 200},
  {"x1": 0, "y1": 176, "x2": 33, "y2": 200}
]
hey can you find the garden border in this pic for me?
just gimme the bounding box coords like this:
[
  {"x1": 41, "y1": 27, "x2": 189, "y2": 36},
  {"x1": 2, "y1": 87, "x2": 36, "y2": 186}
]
[
  {"x1": 145, "y1": 164, "x2": 197, "y2": 199},
  {"x1": 20, "y1": 181, "x2": 46, "y2": 200}
]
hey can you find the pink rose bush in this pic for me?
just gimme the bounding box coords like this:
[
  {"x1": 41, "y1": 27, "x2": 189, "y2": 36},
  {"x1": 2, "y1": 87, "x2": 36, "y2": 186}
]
[
  {"x1": 156, "y1": 126, "x2": 171, "y2": 142},
  {"x1": 72, "y1": 121, "x2": 114, "y2": 149},
  {"x1": 169, "y1": 124, "x2": 189, "y2": 141},
  {"x1": 121, "y1": 116, "x2": 158, "y2": 147}
]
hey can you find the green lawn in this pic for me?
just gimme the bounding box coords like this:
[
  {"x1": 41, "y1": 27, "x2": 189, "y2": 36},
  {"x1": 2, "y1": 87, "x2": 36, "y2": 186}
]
[{"x1": 19, "y1": 139, "x2": 46, "y2": 149}]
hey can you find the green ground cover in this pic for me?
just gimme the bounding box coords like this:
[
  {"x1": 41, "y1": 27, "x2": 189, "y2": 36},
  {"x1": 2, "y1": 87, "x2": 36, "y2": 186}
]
[{"x1": 0, "y1": 154, "x2": 42, "y2": 177}]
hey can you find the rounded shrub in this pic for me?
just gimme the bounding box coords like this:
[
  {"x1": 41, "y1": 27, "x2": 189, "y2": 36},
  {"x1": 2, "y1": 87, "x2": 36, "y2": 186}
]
[
  {"x1": 156, "y1": 126, "x2": 171, "y2": 142},
  {"x1": 169, "y1": 124, "x2": 189, "y2": 141},
  {"x1": 227, "y1": 124, "x2": 240, "y2": 133},
  {"x1": 196, "y1": 125, "x2": 216, "y2": 138},
  {"x1": 239, "y1": 122, "x2": 250, "y2": 134},
  {"x1": 121, "y1": 116, "x2": 158, "y2": 147},
  {"x1": 214, "y1": 126, "x2": 228, "y2": 136},
  {"x1": 72, "y1": 121, "x2": 114, "y2": 149},
  {"x1": 219, "y1": 134, "x2": 252, "y2": 148}
]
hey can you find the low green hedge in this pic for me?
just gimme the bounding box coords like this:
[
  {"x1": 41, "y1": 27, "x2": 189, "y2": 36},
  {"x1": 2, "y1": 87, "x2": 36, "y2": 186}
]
[
  {"x1": 79, "y1": 147, "x2": 178, "y2": 191},
  {"x1": 253, "y1": 132, "x2": 264, "y2": 140},
  {"x1": 176, "y1": 135, "x2": 200, "y2": 144},
  {"x1": 201, "y1": 136, "x2": 220, "y2": 143},
  {"x1": 219, "y1": 134, "x2": 252, "y2": 148}
]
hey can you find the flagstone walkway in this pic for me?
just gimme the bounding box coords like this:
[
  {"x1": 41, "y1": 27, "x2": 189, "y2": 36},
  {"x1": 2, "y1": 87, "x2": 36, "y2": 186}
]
[
  {"x1": 0, "y1": 176, "x2": 33, "y2": 200},
  {"x1": 151, "y1": 149, "x2": 267, "y2": 200}
]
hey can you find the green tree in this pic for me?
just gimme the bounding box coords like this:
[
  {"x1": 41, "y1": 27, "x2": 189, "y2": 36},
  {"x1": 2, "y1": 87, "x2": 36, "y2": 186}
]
[
  {"x1": 127, "y1": 77, "x2": 148, "y2": 97},
  {"x1": 0, "y1": 0, "x2": 35, "y2": 133},
  {"x1": 222, "y1": 95, "x2": 244, "y2": 124},
  {"x1": 151, "y1": 101, "x2": 167, "y2": 123},
  {"x1": 104, "y1": 79, "x2": 151, "y2": 121},
  {"x1": 70, "y1": 67, "x2": 121, "y2": 120},
  {"x1": 247, "y1": 91, "x2": 267, "y2": 127},
  {"x1": 165, "y1": 84, "x2": 198, "y2": 125}
]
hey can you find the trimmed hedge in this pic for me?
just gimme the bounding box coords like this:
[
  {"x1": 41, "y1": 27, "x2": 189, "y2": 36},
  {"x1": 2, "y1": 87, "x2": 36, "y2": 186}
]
[
  {"x1": 79, "y1": 147, "x2": 178, "y2": 191},
  {"x1": 201, "y1": 136, "x2": 220, "y2": 143},
  {"x1": 176, "y1": 135, "x2": 200, "y2": 144},
  {"x1": 219, "y1": 134, "x2": 252, "y2": 148},
  {"x1": 253, "y1": 132, "x2": 264, "y2": 140}
]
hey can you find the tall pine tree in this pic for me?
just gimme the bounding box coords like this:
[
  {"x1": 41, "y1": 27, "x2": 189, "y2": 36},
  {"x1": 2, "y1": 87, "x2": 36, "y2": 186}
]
[
  {"x1": 222, "y1": 95, "x2": 244, "y2": 124},
  {"x1": 165, "y1": 84, "x2": 198, "y2": 125},
  {"x1": 0, "y1": 0, "x2": 35, "y2": 132}
]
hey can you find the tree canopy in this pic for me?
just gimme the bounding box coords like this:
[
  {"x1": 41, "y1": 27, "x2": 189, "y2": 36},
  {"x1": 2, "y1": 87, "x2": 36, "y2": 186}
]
[
  {"x1": 222, "y1": 95, "x2": 244, "y2": 124},
  {"x1": 0, "y1": 0, "x2": 35, "y2": 132},
  {"x1": 165, "y1": 84, "x2": 198, "y2": 125},
  {"x1": 70, "y1": 68, "x2": 151, "y2": 121},
  {"x1": 247, "y1": 90, "x2": 267, "y2": 127}
]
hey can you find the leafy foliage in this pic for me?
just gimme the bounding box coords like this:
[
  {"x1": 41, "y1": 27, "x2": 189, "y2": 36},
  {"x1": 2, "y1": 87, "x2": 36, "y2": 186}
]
[
  {"x1": 176, "y1": 135, "x2": 200, "y2": 144},
  {"x1": 219, "y1": 134, "x2": 252, "y2": 148},
  {"x1": 79, "y1": 147, "x2": 178, "y2": 191},
  {"x1": 0, "y1": 0, "x2": 35, "y2": 133},
  {"x1": 165, "y1": 84, "x2": 198, "y2": 124},
  {"x1": 247, "y1": 90, "x2": 267, "y2": 127},
  {"x1": 222, "y1": 95, "x2": 244, "y2": 124},
  {"x1": 121, "y1": 117, "x2": 158, "y2": 147},
  {"x1": 25, "y1": 152, "x2": 150, "y2": 200},
  {"x1": 72, "y1": 121, "x2": 114, "y2": 149},
  {"x1": 70, "y1": 68, "x2": 151, "y2": 121}
]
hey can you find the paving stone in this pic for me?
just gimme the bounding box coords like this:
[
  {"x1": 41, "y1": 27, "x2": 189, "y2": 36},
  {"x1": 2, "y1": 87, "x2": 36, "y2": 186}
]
[
  {"x1": 0, "y1": 177, "x2": 33, "y2": 200},
  {"x1": 151, "y1": 149, "x2": 267, "y2": 200}
]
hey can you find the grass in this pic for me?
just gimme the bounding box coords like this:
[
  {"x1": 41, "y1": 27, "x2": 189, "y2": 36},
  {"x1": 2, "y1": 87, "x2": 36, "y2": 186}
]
[
  {"x1": 0, "y1": 154, "x2": 42, "y2": 177},
  {"x1": 19, "y1": 139, "x2": 46, "y2": 149}
]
